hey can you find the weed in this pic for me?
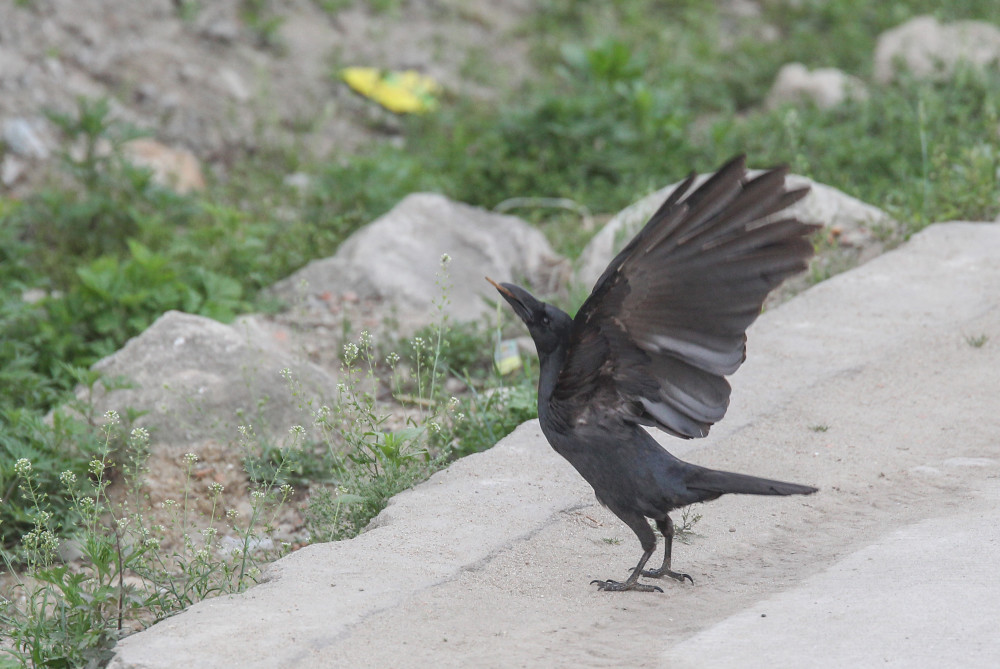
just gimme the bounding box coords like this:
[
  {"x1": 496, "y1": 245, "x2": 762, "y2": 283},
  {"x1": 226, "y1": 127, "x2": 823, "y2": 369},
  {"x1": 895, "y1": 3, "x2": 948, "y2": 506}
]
[
  {"x1": 174, "y1": 0, "x2": 201, "y2": 22},
  {"x1": 301, "y1": 255, "x2": 540, "y2": 540},
  {"x1": 964, "y1": 334, "x2": 989, "y2": 348},
  {"x1": 0, "y1": 412, "x2": 297, "y2": 666},
  {"x1": 674, "y1": 505, "x2": 703, "y2": 544},
  {"x1": 810, "y1": 424, "x2": 831, "y2": 433},
  {"x1": 0, "y1": 404, "x2": 110, "y2": 552},
  {"x1": 240, "y1": 0, "x2": 286, "y2": 51}
]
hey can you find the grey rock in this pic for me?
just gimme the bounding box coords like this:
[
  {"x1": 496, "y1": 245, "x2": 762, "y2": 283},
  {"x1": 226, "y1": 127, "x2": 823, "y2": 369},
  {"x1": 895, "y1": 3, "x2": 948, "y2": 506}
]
[
  {"x1": 874, "y1": 15, "x2": 1000, "y2": 84},
  {"x1": 766, "y1": 63, "x2": 868, "y2": 109},
  {"x1": 575, "y1": 171, "x2": 896, "y2": 291},
  {"x1": 79, "y1": 311, "x2": 339, "y2": 446},
  {"x1": 270, "y1": 193, "x2": 568, "y2": 332}
]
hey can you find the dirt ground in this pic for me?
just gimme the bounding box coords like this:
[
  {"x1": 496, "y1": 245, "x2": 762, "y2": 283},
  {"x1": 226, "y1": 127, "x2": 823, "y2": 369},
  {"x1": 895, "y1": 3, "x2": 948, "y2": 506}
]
[{"x1": 0, "y1": 0, "x2": 535, "y2": 191}]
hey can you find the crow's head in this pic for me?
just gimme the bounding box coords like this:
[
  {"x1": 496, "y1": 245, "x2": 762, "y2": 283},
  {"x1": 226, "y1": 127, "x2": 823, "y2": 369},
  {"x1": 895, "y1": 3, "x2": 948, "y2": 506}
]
[{"x1": 486, "y1": 277, "x2": 573, "y2": 358}]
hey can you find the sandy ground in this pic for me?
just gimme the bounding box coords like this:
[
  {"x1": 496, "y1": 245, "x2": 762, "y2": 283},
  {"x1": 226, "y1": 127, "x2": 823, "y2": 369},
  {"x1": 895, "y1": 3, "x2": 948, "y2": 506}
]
[{"x1": 110, "y1": 221, "x2": 1000, "y2": 668}]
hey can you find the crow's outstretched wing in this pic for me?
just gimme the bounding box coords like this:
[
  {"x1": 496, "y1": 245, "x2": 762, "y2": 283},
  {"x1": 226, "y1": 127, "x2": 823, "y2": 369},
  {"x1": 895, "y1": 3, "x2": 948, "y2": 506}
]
[{"x1": 549, "y1": 156, "x2": 818, "y2": 438}]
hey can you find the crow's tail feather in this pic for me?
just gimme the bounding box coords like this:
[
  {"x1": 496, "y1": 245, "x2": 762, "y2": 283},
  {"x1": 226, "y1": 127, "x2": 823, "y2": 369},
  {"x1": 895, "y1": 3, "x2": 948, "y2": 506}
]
[{"x1": 688, "y1": 468, "x2": 817, "y2": 497}]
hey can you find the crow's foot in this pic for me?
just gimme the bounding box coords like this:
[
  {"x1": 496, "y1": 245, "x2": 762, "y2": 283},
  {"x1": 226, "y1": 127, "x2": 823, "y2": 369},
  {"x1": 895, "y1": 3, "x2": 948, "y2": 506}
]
[
  {"x1": 590, "y1": 579, "x2": 663, "y2": 593},
  {"x1": 641, "y1": 567, "x2": 694, "y2": 584}
]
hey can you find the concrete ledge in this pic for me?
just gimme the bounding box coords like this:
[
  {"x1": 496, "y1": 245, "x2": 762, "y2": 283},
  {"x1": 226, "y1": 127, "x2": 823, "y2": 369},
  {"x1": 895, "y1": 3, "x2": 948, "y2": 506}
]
[{"x1": 111, "y1": 223, "x2": 1000, "y2": 668}]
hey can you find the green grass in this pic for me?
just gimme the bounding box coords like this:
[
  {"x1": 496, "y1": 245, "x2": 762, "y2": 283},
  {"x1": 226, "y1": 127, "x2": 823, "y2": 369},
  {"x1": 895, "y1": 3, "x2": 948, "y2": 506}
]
[{"x1": 3, "y1": 0, "x2": 1000, "y2": 664}]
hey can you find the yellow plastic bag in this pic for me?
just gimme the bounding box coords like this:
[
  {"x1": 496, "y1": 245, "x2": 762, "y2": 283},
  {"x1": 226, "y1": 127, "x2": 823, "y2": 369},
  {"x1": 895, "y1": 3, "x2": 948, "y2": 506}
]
[
  {"x1": 340, "y1": 67, "x2": 442, "y2": 114},
  {"x1": 493, "y1": 339, "x2": 523, "y2": 376}
]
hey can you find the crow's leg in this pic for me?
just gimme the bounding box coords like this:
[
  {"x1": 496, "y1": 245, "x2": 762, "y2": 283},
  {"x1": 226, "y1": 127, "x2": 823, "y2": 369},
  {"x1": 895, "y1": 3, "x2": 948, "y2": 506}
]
[
  {"x1": 591, "y1": 511, "x2": 663, "y2": 593},
  {"x1": 591, "y1": 547, "x2": 663, "y2": 593},
  {"x1": 641, "y1": 516, "x2": 693, "y2": 584}
]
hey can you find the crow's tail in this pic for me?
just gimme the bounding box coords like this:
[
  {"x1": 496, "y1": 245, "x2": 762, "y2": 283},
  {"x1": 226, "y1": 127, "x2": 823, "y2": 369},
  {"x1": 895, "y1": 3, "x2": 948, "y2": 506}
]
[{"x1": 687, "y1": 467, "x2": 817, "y2": 497}]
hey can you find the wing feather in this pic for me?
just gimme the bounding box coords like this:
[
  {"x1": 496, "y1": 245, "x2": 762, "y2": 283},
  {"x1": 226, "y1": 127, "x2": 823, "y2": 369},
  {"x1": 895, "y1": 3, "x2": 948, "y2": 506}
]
[{"x1": 550, "y1": 157, "x2": 819, "y2": 438}]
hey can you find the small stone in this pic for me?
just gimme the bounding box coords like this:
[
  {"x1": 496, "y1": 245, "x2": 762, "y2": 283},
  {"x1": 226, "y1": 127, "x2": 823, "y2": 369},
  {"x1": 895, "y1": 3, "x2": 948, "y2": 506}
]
[
  {"x1": 1, "y1": 154, "x2": 26, "y2": 186},
  {"x1": 283, "y1": 172, "x2": 312, "y2": 191},
  {"x1": 202, "y1": 19, "x2": 241, "y2": 44},
  {"x1": 218, "y1": 67, "x2": 250, "y2": 102},
  {"x1": 122, "y1": 138, "x2": 206, "y2": 194},
  {"x1": 3, "y1": 117, "x2": 49, "y2": 159},
  {"x1": 766, "y1": 63, "x2": 868, "y2": 110}
]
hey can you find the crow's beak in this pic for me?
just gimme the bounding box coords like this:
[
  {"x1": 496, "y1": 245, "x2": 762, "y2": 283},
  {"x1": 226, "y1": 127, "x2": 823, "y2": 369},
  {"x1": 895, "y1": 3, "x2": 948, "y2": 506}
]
[
  {"x1": 486, "y1": 276, "x2": 514, "y2": 299},
  {"x1": 486, "y1": 277, "x2": 539, "y2": 324}
]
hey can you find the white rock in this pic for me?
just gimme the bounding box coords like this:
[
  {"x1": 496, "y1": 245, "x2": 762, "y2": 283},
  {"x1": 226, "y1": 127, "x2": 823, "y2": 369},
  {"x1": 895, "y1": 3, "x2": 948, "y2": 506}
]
[
  {"x1": 270, "y1": 193, "x2": 568, "y2": 330},
  {"x1": 574, "y1": 171, "x2": 895, "y2": 291}
]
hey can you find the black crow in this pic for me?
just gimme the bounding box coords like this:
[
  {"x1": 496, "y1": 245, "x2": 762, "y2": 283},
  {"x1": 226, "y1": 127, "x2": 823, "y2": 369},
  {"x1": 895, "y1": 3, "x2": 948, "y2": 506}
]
[{"x1": 487, "y1": 155, "x2": 819, "y2": 592}]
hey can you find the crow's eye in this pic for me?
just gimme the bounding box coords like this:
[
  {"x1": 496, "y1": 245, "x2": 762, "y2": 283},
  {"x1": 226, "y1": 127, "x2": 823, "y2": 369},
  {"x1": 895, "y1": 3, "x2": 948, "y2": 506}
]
[{"x1": 541, "y1": 315, "x2": 550, "y2": 326}]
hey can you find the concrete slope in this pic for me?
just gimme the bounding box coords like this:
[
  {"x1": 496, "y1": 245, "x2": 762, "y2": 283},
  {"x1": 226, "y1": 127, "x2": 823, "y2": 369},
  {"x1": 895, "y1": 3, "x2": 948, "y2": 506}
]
[{"x1": 110, "y1": 222, "x2": 1000, "y2": 668}]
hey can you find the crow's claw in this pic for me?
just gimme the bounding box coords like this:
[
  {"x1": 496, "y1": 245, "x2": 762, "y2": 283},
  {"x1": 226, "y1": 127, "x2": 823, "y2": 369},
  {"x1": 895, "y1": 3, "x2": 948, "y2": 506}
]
[
  {"x1": 590, "y1": 579, "x2": 663, "y2": 593},
  {"x1": 641, "y1": 568, "x2": 694, "y2": 585}
]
